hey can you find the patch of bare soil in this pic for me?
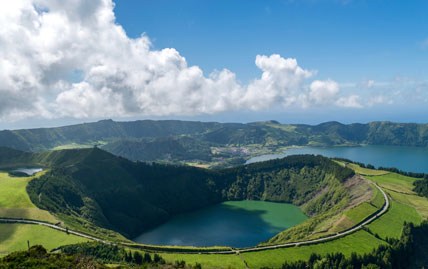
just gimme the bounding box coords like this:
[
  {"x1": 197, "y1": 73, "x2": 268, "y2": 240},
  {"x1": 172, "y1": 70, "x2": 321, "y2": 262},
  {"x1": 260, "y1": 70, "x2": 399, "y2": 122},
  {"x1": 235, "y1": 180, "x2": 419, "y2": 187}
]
[{"x1": 343, "y1": 175, "x2": 373, "y2": 210}]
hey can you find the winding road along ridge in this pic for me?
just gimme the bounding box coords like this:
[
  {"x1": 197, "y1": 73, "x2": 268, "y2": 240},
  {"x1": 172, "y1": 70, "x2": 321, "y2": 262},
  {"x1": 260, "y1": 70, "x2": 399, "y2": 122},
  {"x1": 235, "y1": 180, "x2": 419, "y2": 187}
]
[{"x1": 0, "y1": 182, "x2": 389, "y2": 254}]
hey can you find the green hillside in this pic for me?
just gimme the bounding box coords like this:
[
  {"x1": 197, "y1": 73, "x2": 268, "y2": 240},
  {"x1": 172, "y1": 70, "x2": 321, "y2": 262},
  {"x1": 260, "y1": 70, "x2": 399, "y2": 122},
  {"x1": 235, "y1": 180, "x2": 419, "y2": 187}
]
[
  {"x1": 0, "y1": 147, "x2": 354, "y2": 241},
  {"x1": 2, "y1": 146, "x2": 428, "y2": 268},
  {"x1": 0, "y1": 171, "x2": 56, "y2": 222},
  {"x1": 1, "y1": 120, "x2": 428, "y2": 165},
  {"x1": 0, "y1": 120, "x2": 222, "y2": 152},
  {"x1": 101, "y1": 136, "x2": 212, "y2": 162},
  {"x1": 163, "y1": 165, "x2": 428, "y2": 268}
]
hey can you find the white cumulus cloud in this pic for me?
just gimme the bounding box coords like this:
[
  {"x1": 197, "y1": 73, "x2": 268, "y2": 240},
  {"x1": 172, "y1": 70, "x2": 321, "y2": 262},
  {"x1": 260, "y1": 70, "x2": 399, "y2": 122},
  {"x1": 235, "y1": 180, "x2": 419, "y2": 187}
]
[
  {"x1": 0, "y1": 0, "x2": 364, "y2": 122},
  {"x1": 243, "y1": 54, "x2": 314, "y2": 110},
  {"x1": 309, "y1": 79, "x2": 340, "y2": 105}
]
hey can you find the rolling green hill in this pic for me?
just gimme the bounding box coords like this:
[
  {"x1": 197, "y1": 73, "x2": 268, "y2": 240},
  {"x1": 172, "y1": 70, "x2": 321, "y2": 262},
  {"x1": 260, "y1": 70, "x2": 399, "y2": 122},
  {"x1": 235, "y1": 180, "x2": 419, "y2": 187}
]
[{"x1": 1, "y1": 120, "x2": 428, "y2": 165}]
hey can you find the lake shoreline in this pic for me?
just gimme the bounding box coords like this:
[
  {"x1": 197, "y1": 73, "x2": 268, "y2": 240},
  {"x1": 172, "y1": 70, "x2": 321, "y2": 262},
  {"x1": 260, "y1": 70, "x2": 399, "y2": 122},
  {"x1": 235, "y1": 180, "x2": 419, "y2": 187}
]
[{"x1": 247, "y1": 145, "x2": 428, "y2": 173}]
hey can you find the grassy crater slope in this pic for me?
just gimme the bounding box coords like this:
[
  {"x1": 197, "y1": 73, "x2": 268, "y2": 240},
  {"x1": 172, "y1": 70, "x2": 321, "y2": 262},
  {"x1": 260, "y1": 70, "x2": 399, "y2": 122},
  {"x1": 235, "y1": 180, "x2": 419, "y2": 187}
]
[
  {"x1": 162, "y1": 166, "x2": 428, "y2": 269},
  {"x1": 0, "y1": 147, "x2": 354, "y2": 241}
]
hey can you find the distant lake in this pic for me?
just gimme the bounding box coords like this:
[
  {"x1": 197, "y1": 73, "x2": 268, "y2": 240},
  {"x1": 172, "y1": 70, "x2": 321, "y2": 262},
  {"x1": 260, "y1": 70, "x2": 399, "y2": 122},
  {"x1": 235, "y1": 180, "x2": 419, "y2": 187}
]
[
  {"x1": 134, "y1": 200, "x2": 307, "y2": 248},
  {"x1": 12, "y1": 168, "x2": 43, "y2": 176},
  {"x1": 247, "y1": 145, "x2": 428, "y2": 173}
]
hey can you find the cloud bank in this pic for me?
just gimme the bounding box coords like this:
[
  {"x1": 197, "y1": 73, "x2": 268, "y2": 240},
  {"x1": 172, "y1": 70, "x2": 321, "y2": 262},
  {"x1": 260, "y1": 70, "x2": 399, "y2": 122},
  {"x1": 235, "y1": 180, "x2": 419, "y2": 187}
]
[{"x1": 0, "y1": 0, "x2": 366, "y2": 122}]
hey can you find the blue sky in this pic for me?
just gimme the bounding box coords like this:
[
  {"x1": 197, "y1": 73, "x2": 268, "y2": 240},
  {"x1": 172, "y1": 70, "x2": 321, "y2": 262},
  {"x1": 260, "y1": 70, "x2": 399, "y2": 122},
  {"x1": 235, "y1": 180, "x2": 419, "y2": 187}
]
[
  {"x1": 114, "y1": 0, "x2": 428, "y2": 83},
  {"x1": 0, "y1": 0, "x2": 427, "y2": 130}
]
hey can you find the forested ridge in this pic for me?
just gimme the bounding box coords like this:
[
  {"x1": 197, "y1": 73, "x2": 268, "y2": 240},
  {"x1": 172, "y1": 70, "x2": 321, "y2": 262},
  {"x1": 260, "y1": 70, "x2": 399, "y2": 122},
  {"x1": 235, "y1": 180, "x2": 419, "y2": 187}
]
[
  {"x1": 1, "y1": 119, "x2": 428, "y2": 165},
  {"x1": 0, "y1": 147, "x2": 354, "y2": 239}
]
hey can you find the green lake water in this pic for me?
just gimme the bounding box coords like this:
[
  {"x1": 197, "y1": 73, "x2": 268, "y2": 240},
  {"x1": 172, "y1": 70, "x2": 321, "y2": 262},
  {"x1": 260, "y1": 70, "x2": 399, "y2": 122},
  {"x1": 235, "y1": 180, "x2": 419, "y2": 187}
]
[
  {"x1": 133, "y1": 200, "x2": 307, "y2": 247},
  {"x1": 247, "y1": 145, "x2": 428, "y2": 173}
]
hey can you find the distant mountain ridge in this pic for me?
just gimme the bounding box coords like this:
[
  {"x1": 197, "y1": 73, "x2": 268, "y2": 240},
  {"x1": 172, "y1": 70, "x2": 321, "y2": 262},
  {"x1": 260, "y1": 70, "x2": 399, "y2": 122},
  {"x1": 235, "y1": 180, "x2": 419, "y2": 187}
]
[
  {"x1": 0, "y1": 120, "x2": 223, "y2": 151},
  {"x1": 1, "y1": 119, "x2": 427, "y2": 164}
]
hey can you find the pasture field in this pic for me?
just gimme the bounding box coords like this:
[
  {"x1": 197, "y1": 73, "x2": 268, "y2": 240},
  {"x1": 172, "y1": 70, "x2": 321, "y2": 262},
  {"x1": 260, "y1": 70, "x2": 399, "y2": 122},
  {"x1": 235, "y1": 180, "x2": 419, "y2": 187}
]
[
  {"x1": 51, "y1": 141, "x2": 107, "y2": 150},
  {"x1": 367, "y1": 173, "x2": 418, "y2": 194},
  {"x1": 344, "y1": 202, "x2": 378, "y2": 224},
  {"x1": 241, "y1": 230, "x2": 385, "y2": 269},
  {"x1": 367, "y1": 200, "x2": 421, "y2": 239},
  {"x1": 367, "y1": 173, "x2": 428, "y2": 217},
  {"x1": 0, "y1": 172, "x2": 38, "y2": 208},
  {"x1": 0, "y1": 171, "x2": 68, "y2": 256},
  {"x1": 0, "y1": 171, "x2": 56, "y2": 222},
  {"x1": 389, "y1": 191, "x2": 428, "y2": 218},
  {"x1": 164, "y1": 230, "x2": 385, "y2": 269},
  {"x1": 52, "y1": 143, "x2": 93, "y2": 150},
  {"x1": 0, "y1": 224, "x2": 88, "y2": 256},
  {"x1": 346, "y1": 163, "x2": 389, "y2": 176},
  {"x1": 364, "y1": 172, "x2": 428, "y2": 239},
  {"x1": 369, "y1": 184, "x2": 387, "y2": 209}
]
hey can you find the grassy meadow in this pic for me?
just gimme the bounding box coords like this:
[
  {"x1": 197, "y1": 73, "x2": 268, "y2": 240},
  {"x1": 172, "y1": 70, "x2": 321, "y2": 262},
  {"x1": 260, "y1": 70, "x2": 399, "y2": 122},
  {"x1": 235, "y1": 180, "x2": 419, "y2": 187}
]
[
  {"x1": 161, "y1": 229, "x2": 386, "y2": 269},
  {"x1": 346, "y1": 163, "x2": 388, "y2": 176},
  {"x1": 0, "y1": 171, "x2": 56, "y2": 222},
  {"x1": 0, "y1": 223, "x2": 88, "y2": 257},
  {"x1": 364, "y1": 172, "x2": 428, "y2": 239},
  {"x1": 0, "y1": 170, "x2": 81, "y2": 256},
  {"x1": 241, "y1": 230, "x2": 385, "y2": 269}
]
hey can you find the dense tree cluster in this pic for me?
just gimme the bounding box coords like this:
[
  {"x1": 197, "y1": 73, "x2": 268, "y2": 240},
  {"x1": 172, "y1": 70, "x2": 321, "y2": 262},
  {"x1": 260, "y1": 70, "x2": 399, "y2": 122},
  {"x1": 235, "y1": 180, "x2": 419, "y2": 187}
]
[
  {"x1": 61, "y1": 242, "x2": 167, "y2": 266},
  {"x1": 414, "y1": 179, "x2": 428, "y2": 198},
  {"x1": 376, "y1": 167, "x2": 427, "y2": 179},
  {"x1": 0, "y1": 245, "x2": 106, "y2": 269},
  {"x1": 0, "y1": 243, "x2": 205, "y2": 268}
]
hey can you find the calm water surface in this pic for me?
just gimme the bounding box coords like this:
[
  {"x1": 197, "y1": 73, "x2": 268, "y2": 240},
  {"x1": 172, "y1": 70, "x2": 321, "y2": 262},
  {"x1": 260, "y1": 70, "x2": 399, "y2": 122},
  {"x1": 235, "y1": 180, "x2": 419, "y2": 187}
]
[
  {"x1": 134, "y1": 200, "x2": 307, "y2": 247},
  {"x1": 247, "y1": 145, "x2": 428, "y2": 173}
]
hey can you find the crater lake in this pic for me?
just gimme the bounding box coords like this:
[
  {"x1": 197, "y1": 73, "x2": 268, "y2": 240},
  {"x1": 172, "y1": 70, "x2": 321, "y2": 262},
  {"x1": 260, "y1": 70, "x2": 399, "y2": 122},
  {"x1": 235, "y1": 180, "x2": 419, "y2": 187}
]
[{"x1": 133, "y1": 200, "x2": 307, "y2": 248}]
